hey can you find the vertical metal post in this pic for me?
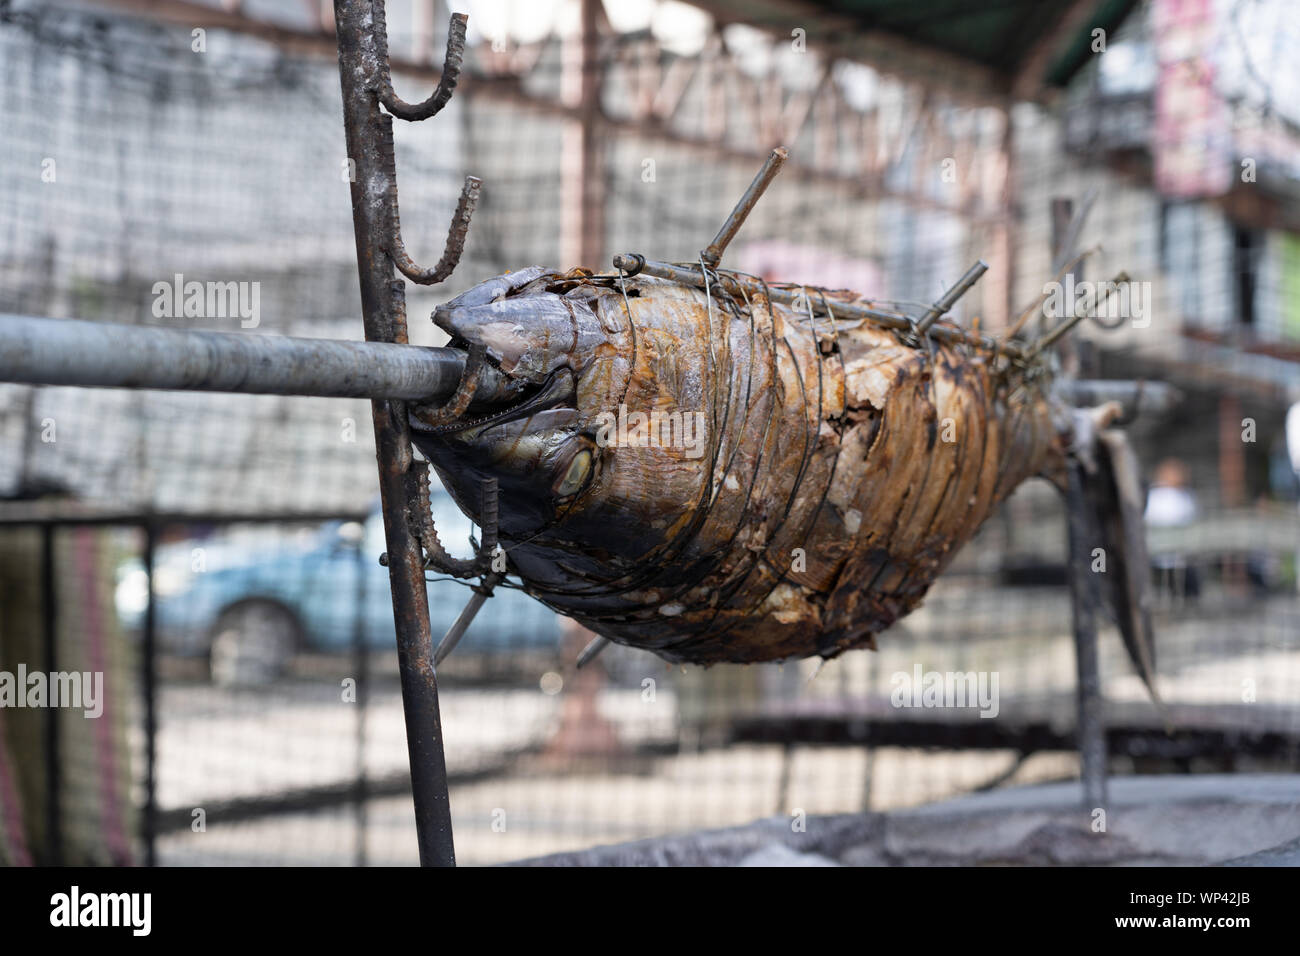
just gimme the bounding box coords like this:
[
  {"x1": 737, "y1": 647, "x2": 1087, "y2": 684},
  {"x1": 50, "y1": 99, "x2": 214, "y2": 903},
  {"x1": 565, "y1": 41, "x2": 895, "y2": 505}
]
[
  {"x1": 352, "y1": 535, "x2": 369, "y2": 867},
  {"x1": 334, "y1": 0, "x2": 455, "y2": 866},
  {"x1": 141, "y1": 521, "x2": 158, "y2": 867},
  {"x1": 1053, "y1": 197, "x2": 1108, "y2": 812},
  {"x1": 40, "y1": 524, "x2": 62, "y2": 865},
  {"x1": 1066, "y1": 464, "x2": 1109, "y2": 811}
]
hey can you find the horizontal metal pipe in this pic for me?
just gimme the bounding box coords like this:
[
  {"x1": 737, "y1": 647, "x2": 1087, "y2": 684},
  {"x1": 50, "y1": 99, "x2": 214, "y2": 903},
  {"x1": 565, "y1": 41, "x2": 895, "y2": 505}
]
[
  {"x1": 0, "y1": 314, "x2": 506, "y2": 402},
  {"x1": 1054, "y1": 379, "x2": 1182, "y2": 416}
]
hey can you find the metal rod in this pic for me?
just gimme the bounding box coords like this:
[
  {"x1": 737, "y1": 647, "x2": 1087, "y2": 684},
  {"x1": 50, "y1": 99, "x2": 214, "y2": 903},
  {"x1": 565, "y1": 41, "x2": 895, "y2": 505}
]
[
  {"x1": 914, "y1": 260, "x2": 989, "y2": 333},
  {"x1": 335, "y1": 0, "x2": 455, "y2": 868},
  {"x1": 1066, "y1": 460, "x2": 1109, "y2": 812},
  {"x1": 1051, "y1": 188, "x2": 1098, "y2": 276},
  {"x1": 433, "y1": 579, "x2": 498, "y2": 667},
  {"x1": 999, "y1": 246, "x2": 1097, "y2": 343},
  {"x1": 700, "y1": 147, "x2": 788, "y2": 269},
  {"x1": 432, "y1": 478, "x2": 502, "y2": 663},
  {"x1": 141, "y1": 521, "x2": 158, "y2": 868},
  {"x1": 1052, "y1": 194, "x2": 1108, "y2": 815},
  {"x1": 1025, "y1": 271, "x2": 1131, "y2": 361},
  {"x1": 0, "y1": 314, "x2": 508, "y2": 402},
  {"x1": 612, "y1": 254, "x2": 1021, "y2": 358},
  {"x1": 575, "y1": 636, "x2": 610, "y2": 669},
  {"x1": 41, "y1": 525, "x2": 62, "y2": 866},
  {"x1": 350, "y1": 532, "x2": 369, "y2": 868},
  {"x1": 1055, "y1": 380, "x2": 1181, "y2": 417}
]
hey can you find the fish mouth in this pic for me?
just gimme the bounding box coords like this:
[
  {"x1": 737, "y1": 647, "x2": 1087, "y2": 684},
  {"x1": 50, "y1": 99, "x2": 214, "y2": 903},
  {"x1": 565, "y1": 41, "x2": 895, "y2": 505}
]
[{"x1": 416, "y1": 359, "x2": 577, "y2": 437}]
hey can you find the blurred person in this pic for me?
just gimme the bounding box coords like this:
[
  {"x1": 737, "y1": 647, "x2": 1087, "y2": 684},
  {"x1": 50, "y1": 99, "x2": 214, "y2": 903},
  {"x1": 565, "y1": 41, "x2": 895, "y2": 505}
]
[{"x1": 1145, "y1": 457, "x2": 1200, "y2": 600}]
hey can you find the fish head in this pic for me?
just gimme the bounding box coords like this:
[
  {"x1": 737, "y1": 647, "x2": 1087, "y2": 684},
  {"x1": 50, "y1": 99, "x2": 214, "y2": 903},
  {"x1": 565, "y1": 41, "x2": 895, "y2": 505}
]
[{"x1": 411, "y1": 268, "x2": 635, "y2": 537}]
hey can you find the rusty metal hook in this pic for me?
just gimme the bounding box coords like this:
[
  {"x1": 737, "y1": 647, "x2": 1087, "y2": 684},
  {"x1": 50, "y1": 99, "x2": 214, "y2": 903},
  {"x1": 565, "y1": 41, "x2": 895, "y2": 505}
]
[
  {"x1": 424, "y1": 477, "x2": 507, "y2": 666},
  {"x1": 376, "y1": 11, "x2": 468, "y2": 122},
  {"x1": 389, "y1": 176, "x2": 481, "y2": 286},
  {"x1": 408, "y1": 467, "x2": 501, "y2": 580},
  {"x1": 410, "y1": 343, "x2": 488, "y2": 428}
]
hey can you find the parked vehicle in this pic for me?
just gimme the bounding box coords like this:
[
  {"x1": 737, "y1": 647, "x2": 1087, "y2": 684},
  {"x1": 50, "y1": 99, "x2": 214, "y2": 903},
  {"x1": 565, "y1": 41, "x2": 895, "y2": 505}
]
[{"x1": 114, "y1": 496, "x2": 562, "y2": 685}]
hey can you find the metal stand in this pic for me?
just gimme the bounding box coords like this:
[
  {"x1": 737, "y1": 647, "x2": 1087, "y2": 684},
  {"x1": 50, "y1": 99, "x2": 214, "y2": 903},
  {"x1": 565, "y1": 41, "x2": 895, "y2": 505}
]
[{"x1": 332, "y1": 0, "x2": 477, "y2": 867}]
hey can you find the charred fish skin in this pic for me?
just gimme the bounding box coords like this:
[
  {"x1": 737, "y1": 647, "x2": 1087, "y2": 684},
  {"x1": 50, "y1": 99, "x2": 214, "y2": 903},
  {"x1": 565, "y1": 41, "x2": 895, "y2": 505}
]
[{"x1": 411, "y1": 267, "x2": 1068, "y2": 665}]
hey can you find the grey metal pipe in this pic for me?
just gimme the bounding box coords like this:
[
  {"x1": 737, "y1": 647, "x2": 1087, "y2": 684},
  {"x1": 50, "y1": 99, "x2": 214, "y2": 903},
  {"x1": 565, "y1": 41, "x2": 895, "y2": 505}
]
[
  {"x1": 1055, "y1": 379, "x2": 1182, "y2": 416},
  {"x1": 0, "y1": 314, "x2": 503, "y2": 401}
]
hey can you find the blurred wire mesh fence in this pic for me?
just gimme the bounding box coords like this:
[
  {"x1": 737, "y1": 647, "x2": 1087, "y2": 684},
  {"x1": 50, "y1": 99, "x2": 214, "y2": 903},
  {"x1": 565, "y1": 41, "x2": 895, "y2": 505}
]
[{"x1": 0, "y1": 0, "x2": 1297, "y2": 866}]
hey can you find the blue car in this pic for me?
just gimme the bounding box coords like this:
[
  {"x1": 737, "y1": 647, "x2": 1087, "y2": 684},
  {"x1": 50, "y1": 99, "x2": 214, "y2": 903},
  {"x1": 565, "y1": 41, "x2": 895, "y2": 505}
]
[{"x1": 114, "y1": 496, "x2": 563, "y2": 684}]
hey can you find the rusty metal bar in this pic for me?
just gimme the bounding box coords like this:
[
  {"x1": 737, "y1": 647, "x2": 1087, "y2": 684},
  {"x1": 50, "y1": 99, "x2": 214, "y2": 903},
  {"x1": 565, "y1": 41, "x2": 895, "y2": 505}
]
[
  {"x1": 558, "y1": 0, "x2": 607, "y2": 270},
  {"x1": 433, "y1": 579, "x2": 497, "y2": 667},
  {"x1": 0, "y1": 313, "x2": 510, "y2": 401},
  {"x1": 334, "y1": 0, "x2": 455, "y2": 867}
]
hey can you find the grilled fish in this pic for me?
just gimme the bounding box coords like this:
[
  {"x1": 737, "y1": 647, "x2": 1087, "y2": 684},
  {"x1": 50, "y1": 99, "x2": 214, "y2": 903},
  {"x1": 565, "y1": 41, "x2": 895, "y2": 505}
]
[{"x1": 410, "y1": 264, "x2": 1153, "y2": 685}]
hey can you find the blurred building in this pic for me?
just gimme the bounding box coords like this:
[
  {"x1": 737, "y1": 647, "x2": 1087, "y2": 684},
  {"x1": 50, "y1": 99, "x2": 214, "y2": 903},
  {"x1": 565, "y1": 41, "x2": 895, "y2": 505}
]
[{"x1": 1049, "y1": 0, "x2": 1300, "y2": 507}]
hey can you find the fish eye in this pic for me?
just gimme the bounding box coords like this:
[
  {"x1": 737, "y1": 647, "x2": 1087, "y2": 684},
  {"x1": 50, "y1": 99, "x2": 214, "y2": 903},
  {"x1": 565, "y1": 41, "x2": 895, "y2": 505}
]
[{"x1": 553, "y1": 447, "x2": 593, "y2": 499}]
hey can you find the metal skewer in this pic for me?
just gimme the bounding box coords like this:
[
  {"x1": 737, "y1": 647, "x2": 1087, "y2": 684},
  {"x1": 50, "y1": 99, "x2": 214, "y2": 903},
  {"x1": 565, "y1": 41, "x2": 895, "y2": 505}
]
[
  {"x1": 433, "y1": 574, "x2": 502, "y2": 666},
  {"x1": 700, "y1": 147, "x2": 788, "y2": 270},
  {"x1": 576, "y1": 636, "x2": 611, "y2": 669},
  {"x1": 914, "y1": 260, "x2": 989, "y2": 334},
  {"x1": 1025, "y1": 271, "x2": 1131, "y2": 361}
]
